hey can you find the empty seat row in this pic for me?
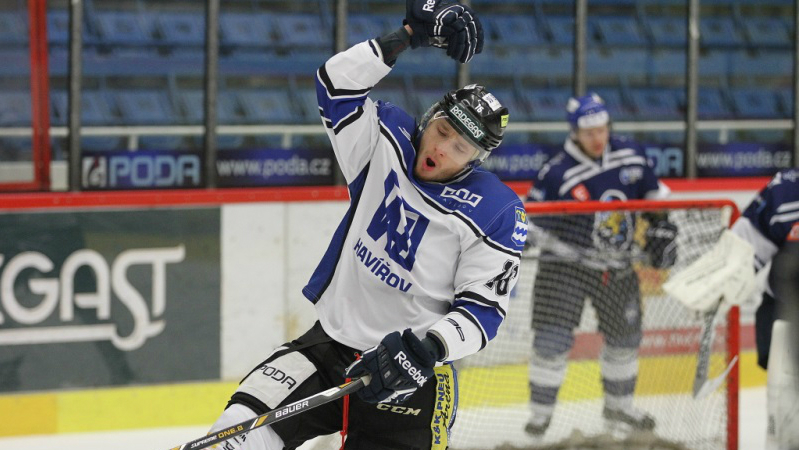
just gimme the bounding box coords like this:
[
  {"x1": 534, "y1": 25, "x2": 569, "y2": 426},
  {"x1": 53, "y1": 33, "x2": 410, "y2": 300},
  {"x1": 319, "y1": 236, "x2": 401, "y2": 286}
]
[
  {"x1": 0, "y1": 9, "x2": 792, "y2": 51},
  {"x1": 0, "y1": 84, "x2": 788, "y2": 130}
]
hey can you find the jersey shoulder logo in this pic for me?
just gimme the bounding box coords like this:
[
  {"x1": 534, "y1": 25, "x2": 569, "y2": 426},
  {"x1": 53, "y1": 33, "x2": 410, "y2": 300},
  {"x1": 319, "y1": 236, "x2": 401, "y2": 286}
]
[
  {"x1": 485, "y1": 259, "x2": 519, "y2": 296},
  {"x1": 367, "y1": 170, "x2": 430, "y2": 271},
  {"x1": 512, "y1": 207, "x2": 528, "y2": 248},
  {"x1": 619, "y1": 166, "x2": 643, "y2": 185}
]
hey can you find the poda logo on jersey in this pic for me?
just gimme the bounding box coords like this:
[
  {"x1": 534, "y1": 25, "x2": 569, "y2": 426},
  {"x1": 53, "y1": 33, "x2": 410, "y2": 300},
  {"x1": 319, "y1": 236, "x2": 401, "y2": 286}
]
[
  {"x1": 257, "y1": 364, "x2": 298, "y2": 389},
  {"x1": 619, "y1": 166, "x2": 643, "y2": 185},
  {"x1": 448, "y1": 104, "x2": 485, "y2": 141},
  {"x1": 0, "y1": 246, "x2": 185, "y2": 351},
  {"x1": 485, "y1": 259, "x2": 519, "y2": 296},
  {"x1": 512, "y1": 207, "x2": 528, "y2": 248},
  {"x1": 440, "y1": 186, "x2": 483, "y2": 207}
]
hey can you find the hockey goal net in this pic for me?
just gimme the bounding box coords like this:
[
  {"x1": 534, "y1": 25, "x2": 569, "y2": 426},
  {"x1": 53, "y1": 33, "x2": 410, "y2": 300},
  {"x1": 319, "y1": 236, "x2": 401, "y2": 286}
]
[{"x1": 449, "y1": 199, "x2": 740, "y2": 450}]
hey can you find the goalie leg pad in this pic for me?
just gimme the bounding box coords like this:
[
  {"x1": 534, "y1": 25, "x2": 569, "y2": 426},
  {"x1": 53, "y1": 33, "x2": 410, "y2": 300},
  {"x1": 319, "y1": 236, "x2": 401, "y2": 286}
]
[{"x1": 766, "y1": 320, "x2": 799, "y2": 450}]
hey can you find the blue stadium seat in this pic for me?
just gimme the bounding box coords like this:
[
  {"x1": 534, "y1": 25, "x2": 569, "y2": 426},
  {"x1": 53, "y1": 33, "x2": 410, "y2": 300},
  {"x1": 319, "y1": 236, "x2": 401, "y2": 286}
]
[
  {"x1": 485, "y1": 15, "x2": 545, "y2": 46},
  {"x1": 730, "y1": 88, "x2": 782, "y2": 119},
  {"x1": 545, "y1": 16, "x2": 575, "y2": 45},
  {"x1": 491, "y1": 88, "x2": 532, "y2": 122},
  {"x1": 628, "y1": 88, "x2": 682, "y2": 120},
  {"x1": 645, "y1": 17, "x2": 686, "y2": 47},
  {"x1": 294, "y1": 88, "x2": 322, "y2": 123},
  {"x1": 50, "y1": 90, "x2": 122, "y2": 150},
  {"x1": 176, "y1": 90, "x2": 243, "y2": 124},
  {"x1": 152, "y1": 12, "x2": 205, "y2": 46},
  {"x1": 592, "y1": 88, "x2": 634, "y2": 121},
  {"x1": 777, "y1": 88, "x2": 793, "y2": 115},
  {"x1": 698, "y1": 87, "x2": 733, "y2": 119},
  {"x1": 392, "y1": 46, "x2": 456, "y2": 77},
  {"x1": 699, "y1": 51, "x2": 730, "y2": 80},
  {"x1": 0, "y1": 12, "x2": 27, "y2": 46},
  {"x1": 46, "y1": 9, "x2": 70, "y2": 46},
  {"x1": 586, "y1": 48, "x2": 647, "y2": 82},
  {"x1": 743, "y1": 17, "x2": 790, "y2": 47},
  {"x1": 371, "y1": 87, "x2": 411, "y2": 112},
  {"x1": 472, "y1": 47, "x2": 572, "y2": 80},
  {"x1": 94, "y1": 10, "x2": 156, "y2": 46},
  {"x1": 271, "y1": 13, "x2": 330, "y2": 49},
  {"x1": 729, "y1": 50, "x2": 793, "y2": 79},
  {"x1": 115, "y1": 90, "x2": 178, "y2": 125},
  {"x1": 236, "y1": 89, "x2": 297, "y2": 124},
  {"x1": 521, "y1": 88, "x2": 571, "y2": 121},
  {"x1": 649, "y1": 50, "x2": 685, "y2": 79},
  {"x1": 0, "y1": 92, "x2": 32, "y2": 126},
  {"x1": 0, "y1": 49, "x2": 30, "y2": 77},
  {"x1": 591, "y1": 16, "x2": 647, "y2": 46},
  {"x1": 700, "y1": 17, "x2": 744, "y2": 47},
  {"x1": 220, "y1": 12, "x2": 274, "y2": 47},
  {"x1": 346, "y1": 14, "x2": 384, "y2": 45}
]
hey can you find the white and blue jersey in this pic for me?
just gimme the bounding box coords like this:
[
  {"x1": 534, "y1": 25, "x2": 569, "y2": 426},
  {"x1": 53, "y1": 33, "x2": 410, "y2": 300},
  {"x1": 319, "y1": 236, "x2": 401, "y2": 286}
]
[
  {"x1": 525, "y1": 136, "x2": 669, "y2": 269},
  {"x1": 303, "y1": 40, "x2": 526, "y2": 362},
  {"x1": 732, "y1": 169, "x2": 799, "y2": 295}
]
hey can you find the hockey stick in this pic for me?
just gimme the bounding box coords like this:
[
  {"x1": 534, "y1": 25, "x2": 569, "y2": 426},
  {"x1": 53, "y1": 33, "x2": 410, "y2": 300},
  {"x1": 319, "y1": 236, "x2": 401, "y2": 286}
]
[
  {"x1": 692, "y1": 298, "x2": 721, "y2": 399},
  {"x1": 168, "y1": 375, "x2": 371, "y2": 450}
]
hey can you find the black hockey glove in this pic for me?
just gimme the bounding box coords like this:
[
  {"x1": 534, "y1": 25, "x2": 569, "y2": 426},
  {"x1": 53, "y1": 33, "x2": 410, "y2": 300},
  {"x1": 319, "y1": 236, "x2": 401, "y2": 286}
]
[
  {"x1": 345, "y1": 329, "x2": 436, "y2": 404},
  {"x1": 644, "y1": 220, "x2": 678, "y2": 269},
  {"x1": 404, "y1": 0, "x2": 484, "y2": 63}
]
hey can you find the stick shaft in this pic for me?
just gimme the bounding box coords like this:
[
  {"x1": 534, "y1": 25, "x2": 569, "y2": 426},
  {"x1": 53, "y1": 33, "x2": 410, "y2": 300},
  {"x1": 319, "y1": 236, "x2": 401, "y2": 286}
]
[
  {"x1": 169, "y1": 376, "x2": 369, "y2": 450},
  {"x1": 693, "y1": 299, "x2": 721, "y2": 398}
]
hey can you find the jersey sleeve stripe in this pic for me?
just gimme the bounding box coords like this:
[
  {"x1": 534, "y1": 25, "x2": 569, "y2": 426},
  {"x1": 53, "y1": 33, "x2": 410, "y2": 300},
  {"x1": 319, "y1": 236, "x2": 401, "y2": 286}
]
[
  {"x1": 333, "y1": 106, "x2": 365, "y2": 135},
  {"x1": 776, "y1": 200, "x2": 799, "y2": 214},
  {"x1": 317, "y1": 65, "x2": 372, "y2": 99},
  {"x1": 367, "y1": 39, "x2": 381, "y2": 59},
  {"x1": 452, "y1": 306, "x2": 488, "y2": 350},
  {"x1": 770, "y1": 210, "x2": 799, "y2": 225},
  {"x1": 456, "y1": 291, "x2": 507, "y2": 318}
]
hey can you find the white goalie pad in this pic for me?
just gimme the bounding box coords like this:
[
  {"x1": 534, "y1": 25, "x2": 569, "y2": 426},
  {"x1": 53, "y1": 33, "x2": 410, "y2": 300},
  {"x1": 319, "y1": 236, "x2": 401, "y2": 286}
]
[{"x1": 663, "y1": 229, "x2": 756, "y2": 311}]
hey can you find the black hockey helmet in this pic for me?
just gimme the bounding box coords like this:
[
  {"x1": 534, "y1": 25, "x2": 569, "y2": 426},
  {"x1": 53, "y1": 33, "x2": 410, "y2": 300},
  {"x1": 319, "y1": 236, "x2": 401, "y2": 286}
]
[{"x1": 418, "y1": 84, "x2": 509, "y2": 168}]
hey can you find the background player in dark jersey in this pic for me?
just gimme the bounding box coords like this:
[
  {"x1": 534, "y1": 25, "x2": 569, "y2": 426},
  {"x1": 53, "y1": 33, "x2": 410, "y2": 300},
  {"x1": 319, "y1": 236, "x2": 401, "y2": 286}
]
[
  {"x1": 731, "y1": 169, "x2": 799, "y2": 370},
  {"x1": 201, "y1": 2, "x2": 526, "y2": 450},
  {"x1": 524, "y1": 93, "x2": 678, "y2": 436}
]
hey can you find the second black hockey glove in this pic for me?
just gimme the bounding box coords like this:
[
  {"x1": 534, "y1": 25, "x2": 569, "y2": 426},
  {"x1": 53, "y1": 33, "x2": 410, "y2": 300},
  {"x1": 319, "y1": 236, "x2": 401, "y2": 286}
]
[
  {"x1": 644, "y1": 220, "x2": 679, "y2": 269},
  {"x1": 345, "y1": 329, "x2": 436, "y2": 404},
  {"x1": 404, "y1": 0, "x2": 484, "y2": 63}
]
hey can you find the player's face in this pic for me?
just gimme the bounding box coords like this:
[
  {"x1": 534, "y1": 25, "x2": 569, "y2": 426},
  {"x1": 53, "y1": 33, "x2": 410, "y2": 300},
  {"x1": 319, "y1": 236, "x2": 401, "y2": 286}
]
[
  {"x1": 575, "y1": 125, "x2": 610, "y2": 159},
  {"x1": 415, "y1": 117, "x2": 480, "y2": 182}
]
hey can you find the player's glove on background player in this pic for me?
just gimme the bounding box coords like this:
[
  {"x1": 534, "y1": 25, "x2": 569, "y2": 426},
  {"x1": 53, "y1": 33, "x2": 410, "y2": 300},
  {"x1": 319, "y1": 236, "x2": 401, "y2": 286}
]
[
  {"x1": 645, "y1": 220, "x2": 678, "y2": 268},
  {"x1": 345, "y1": 329, "x2": 436, "y2": 404},
  {"x1": 404, "y1": 0, "x2": 483, "y2": 63}
]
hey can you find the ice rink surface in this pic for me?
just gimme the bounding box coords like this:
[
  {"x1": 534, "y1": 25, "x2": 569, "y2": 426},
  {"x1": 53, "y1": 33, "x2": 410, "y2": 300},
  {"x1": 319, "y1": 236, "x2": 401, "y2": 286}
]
[{"x1": 0, "y1": 387, "x2": 767, "y2": 450}]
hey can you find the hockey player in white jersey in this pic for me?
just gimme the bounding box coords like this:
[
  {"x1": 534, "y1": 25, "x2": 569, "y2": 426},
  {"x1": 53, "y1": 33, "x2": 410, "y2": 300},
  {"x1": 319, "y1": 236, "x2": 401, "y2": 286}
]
[
  {"x1": 206, "y1": 2, "x2": 525, "y2": 449},
  {"x1": 524, "y1": 93, "x2": 677, "y2": 437}
]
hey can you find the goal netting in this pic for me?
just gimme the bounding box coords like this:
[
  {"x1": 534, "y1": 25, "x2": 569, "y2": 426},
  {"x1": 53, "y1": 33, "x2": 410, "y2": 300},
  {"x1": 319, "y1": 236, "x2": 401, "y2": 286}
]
[{"x1": 449, "y1": 199, "x2": 740, "y2": 450}]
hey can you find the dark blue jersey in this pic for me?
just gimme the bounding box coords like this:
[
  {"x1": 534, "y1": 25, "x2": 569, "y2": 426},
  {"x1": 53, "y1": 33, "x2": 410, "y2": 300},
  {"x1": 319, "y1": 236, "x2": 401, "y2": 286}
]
[
  {"x1": 525, "y1": 136, "x2": 669, "y2": 268},
  {"x1": 733, "y1": 169, "x2": 799, "y2": 275}
]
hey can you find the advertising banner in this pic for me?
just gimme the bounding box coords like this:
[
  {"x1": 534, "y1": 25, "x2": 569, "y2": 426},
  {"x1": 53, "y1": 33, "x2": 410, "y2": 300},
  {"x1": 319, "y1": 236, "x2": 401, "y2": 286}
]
[
  {"x1": 480, "y1": 143, "x2": 559, "y2": 181},
  {"x1": 216, "y1": 148, "x2": 335, "y2": 187},
  {"x1": 697, "y1": 142, "x2": 793, "y2": 177},
  {"x1": 0, "y1": 208, "x2": 220, "y2": 392},
  {"x1": 82, "y1": 150, "x2": 203, "y2": 190}
]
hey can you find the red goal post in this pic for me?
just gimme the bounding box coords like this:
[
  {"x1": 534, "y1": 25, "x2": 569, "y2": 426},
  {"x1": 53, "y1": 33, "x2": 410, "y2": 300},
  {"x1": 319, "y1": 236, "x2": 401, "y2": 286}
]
[{"x1": 449, "y1": 199, "x2": 740, "y2": 450}]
